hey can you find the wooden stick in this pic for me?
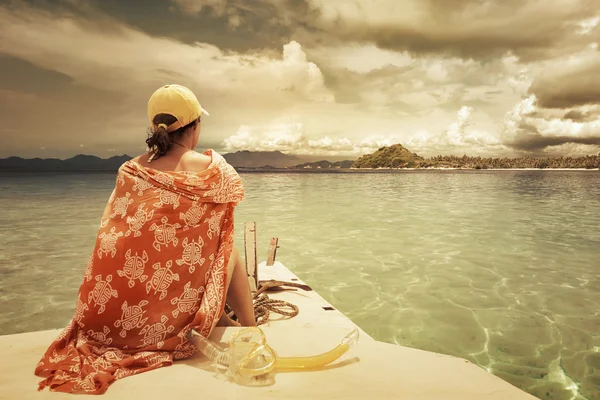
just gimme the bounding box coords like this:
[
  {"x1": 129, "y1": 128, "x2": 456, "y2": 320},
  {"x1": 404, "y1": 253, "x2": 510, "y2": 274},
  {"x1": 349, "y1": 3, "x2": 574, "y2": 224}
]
[
  {"x1": 266, "y1": 237, "x2": 279, "y2": 266},
  {"x1": 244, "y1": 222, "x2": 258, "y2": 292}
]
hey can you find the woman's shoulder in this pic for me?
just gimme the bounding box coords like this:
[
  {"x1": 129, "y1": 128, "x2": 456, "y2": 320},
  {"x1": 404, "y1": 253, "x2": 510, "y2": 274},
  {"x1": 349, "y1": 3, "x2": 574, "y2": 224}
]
[
  {"x1": 129, "y1": 153, "x2": 148, "y2": 165},
  {"x1": 127, "y1": 151, "x2": 214, "y2": 173},
  {"x1": 180, "y1": 151, "x2": 212, "y2": 173}
]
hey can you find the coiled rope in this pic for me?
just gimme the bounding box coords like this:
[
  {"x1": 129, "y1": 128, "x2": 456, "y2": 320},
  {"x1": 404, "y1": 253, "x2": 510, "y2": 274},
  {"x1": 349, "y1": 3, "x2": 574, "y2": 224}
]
[{"x1": 226, "y1": 280, "x2": 311, "y2": 325}]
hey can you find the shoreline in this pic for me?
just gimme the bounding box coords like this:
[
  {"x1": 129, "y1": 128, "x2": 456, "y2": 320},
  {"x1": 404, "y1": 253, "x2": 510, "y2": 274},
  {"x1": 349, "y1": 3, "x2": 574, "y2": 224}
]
[
  {"x1": 0, "y1": 167, "x2": 598, "y2": 175},
  {"x1": 236, "y1": 167, "x2": 600, "y2": 173}
]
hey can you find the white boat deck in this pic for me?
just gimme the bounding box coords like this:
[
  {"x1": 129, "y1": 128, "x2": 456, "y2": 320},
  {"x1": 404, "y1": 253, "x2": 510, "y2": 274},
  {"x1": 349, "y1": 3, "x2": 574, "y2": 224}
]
[
  {"x1": 0, "y1": 261, "x2": 537, "y2": 399},
  {"x1": 253, "y1": 261, "x2": 375, "y2": 339}
]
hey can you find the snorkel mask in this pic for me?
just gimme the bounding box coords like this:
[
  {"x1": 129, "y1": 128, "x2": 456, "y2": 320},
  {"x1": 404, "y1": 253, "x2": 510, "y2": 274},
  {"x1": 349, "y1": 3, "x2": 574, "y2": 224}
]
[{"x1": 192, "y1": 326, "x2": 359, "y2": 386}]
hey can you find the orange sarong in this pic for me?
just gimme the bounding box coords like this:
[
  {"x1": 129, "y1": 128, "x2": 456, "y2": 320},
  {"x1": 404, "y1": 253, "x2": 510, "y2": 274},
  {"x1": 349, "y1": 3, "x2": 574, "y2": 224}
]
[{"x1": 34, "y1": 150, "x2": 244, "y2": 394}]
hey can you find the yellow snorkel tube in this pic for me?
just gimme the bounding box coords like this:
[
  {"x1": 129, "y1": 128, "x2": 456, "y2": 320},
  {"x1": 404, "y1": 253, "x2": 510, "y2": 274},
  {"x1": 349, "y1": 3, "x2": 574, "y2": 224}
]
[{"x1": 192, "y1": 326, "x2": 359, "y2": 386}]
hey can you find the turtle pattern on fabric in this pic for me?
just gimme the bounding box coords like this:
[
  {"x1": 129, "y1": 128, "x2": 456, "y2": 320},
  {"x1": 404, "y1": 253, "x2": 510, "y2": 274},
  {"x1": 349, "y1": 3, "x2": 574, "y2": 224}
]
[{"x1": 34, "y1": 150, "x2": 244, "y2": 394}]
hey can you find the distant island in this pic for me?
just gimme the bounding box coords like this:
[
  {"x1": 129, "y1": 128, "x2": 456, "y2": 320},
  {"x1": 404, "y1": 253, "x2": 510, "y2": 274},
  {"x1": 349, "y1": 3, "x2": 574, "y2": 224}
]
[
  {"x1": 352, "y1": 144, "x2": 600, "y2": 170},
  {"x1": 1, "y1": 145, "x2": 598, "y2": 172}
]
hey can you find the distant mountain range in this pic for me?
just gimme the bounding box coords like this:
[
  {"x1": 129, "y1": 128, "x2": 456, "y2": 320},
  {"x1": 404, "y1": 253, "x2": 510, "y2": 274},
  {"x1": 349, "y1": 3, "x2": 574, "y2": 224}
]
[
  {"x1": 0, "y1": 154, "x2": 133, "y2": 171},
  {"x1": 222, "y1": 150, "x2": 355, "y2": 168},
  {"x1": 0, "y1": 151, "x2": 356, "y2": 171},
  {"x1": 2, "y1": 146, "x2": 598, "y2": 171},
  {"x1": 223, "y1": 150, "x2": 306, "y2": 168}
]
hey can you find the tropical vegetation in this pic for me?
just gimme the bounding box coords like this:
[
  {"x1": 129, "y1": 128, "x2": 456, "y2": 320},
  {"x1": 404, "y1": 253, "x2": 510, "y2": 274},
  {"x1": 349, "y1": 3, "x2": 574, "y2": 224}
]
[{"x1": 352, "y1": 144, "x2": 600, "y2": 169}]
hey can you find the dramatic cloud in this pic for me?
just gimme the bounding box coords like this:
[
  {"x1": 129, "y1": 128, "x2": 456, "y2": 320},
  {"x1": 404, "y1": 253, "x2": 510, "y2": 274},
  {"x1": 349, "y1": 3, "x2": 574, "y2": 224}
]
[
  {"x1": 221, "y1": 105, "x2": 510, "y2": 157},
  {"x1": 509, "y1": 135, "x2": 600, "y2": 152},
  {"x1": 169, "y1": 0, "x2": 306, "y2": 29},
  {"x1": 171, "y1": 0, "x2": 600, "y2": 60},
  {"x1": 503, "y1": 95, "x2": 600, "y2": 154},
  {"x1": 0, "y1": 1, "x2": 599, "y2": 158},
  {"x1": 0, "y1": 6, "x2": 332, "y2": 103},
  {"x1": 166, "y1": 0, "x2": 316, "y2": 51},
  {"x1": 563, "y1": 109, "x2": 600, "y2": 122},
  {"x1": 401, "y1": 106, "x2": 507, "y2": 155},
  {"x1": 529, "y1": 52, "x2": 600, "y2": 108},
  {"x1": 221, "y1": 119, "x2": 408, "y2": 156},
  {"x1": 0, "y1": 4, "x2": 334, "y2": 157}
]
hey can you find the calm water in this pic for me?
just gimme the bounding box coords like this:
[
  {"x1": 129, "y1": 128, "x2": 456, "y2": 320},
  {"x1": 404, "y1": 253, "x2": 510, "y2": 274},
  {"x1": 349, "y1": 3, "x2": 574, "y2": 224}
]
[{"x1": 1, "y1": 170, "x2": 599, "y2": 399}]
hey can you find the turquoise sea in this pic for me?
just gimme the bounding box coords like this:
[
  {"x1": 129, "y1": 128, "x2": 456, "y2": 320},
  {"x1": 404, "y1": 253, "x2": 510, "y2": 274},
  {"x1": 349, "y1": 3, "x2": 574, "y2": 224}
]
[{"x1": 0, "y1": 170, "x2": 599, "y2": 400}]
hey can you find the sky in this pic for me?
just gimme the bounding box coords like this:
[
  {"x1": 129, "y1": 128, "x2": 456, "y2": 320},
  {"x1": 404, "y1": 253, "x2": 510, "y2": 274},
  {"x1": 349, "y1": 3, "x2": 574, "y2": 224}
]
[{"x1": 0, "y1": 0, "x2": 599, "y2": 159}]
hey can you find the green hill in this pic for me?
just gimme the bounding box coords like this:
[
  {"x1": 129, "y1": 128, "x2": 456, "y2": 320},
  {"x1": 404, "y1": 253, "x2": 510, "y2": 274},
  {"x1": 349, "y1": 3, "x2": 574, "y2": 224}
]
[
  {"x1": 352, "y1": 144, "x2": 600, "y2": 169},
  {"x1": 352, "y1": 144, "x2": 424, "y2": 168}
]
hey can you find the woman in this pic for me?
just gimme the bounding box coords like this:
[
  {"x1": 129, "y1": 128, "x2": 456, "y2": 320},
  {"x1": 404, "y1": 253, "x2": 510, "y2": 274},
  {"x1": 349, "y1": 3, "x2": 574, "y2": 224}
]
[{"x1": 34, "y1": 84, "x2": 256, "y2": 394}]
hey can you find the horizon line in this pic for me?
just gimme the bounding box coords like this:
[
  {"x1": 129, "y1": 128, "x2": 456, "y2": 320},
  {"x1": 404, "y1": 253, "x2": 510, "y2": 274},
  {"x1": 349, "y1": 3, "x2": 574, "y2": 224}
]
[{"x1": 2, "y1": 150, "x2": 600, "y2": 162}]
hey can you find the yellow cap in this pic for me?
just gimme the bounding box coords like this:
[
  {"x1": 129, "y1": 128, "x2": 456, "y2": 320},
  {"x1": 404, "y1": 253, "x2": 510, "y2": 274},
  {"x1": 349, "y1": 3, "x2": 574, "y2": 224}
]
[{"x1": 147, "y1": 84, "x2": 209, "y2": 132}]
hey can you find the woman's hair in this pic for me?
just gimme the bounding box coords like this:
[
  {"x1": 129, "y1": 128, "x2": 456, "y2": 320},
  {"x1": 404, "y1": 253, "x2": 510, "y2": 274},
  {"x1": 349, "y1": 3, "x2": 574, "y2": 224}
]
[{"x1": 146, "y1": 114, "x2": 200, "y2": 161}]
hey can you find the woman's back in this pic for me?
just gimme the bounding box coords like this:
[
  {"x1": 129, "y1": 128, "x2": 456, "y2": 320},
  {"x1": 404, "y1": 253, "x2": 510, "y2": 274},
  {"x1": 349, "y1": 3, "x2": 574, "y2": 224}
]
[
  {"x1": 35, "y1": 149, "x2": 244, "y2": 394},
  {"x1": 34, "y1": 84, "x2": 249, "y2": 395}
]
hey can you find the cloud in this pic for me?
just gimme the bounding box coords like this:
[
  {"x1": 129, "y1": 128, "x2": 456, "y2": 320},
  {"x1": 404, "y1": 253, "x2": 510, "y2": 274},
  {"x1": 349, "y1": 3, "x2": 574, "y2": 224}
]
[
  {"x1": 503, "y1": 95, "x2": 600, "y2": 153},
  {"x1": 0, "y1": 6, "x2": 333, "y2": 104},
  {"x1": 169, "y1": 0, "x2": 252, "y2": 29},
  {"x1": 508, "y1": 134, "x2": 600, "y2": 151},
  {"x1": 167, "y1": 0, "x2": 599, "y2": 61},
  {"x1": 168, "y1": 0, "x2": 310, "y2": 35},
  {"x1": 0, "y1": 3, "x2": 335, "y2": 156},
  {"x1": 221, "y1": 119, "x2": 404, "y2": 156},
  {"x1": 169, "y1": 0, "x2": 230, "y2": 18},
  {"x1": 309, "y1": 45, "x2": 533, "y2": 117},
  {"x1": 0, "y1": 2, "x2": 527, "y2": 159},
  {"x1": 563, "y1": 109, "x2": 599, "y2": 122},
  {"x1": 1, "y1": 1, "x2": 600, "y2": 159},
  {"x1": 401, "y1": 106, "x2": 506, "y2": 155},
  {"x1": 308, "y1": 44, "x2": 415, "y2": 74},
  {"x1": 300, "y1": 0, "x2": 599, "y2": 61},
  {"x1": 221, "y1": 107, "x2": 509, "y2": 157},
  {"x1": 577, "y1": 15, "x2": 600, "y2": 35},
  {"x1": 528, "y1": 51, "x2": 600, "y2": 108},
  {"x1": 538, "y1": 142, "x2": 600, "y2": 156}
]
